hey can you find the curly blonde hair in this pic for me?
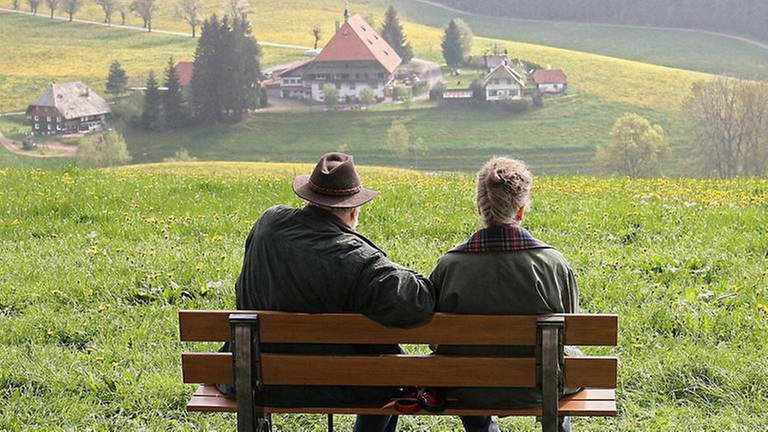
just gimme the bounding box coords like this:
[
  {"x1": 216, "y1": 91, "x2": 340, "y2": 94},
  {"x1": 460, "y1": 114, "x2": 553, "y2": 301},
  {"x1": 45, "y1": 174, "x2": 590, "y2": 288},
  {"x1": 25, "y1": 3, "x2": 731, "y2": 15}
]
[{"x1": 476, "y1": 157, "x2": 532, "y2": 226}]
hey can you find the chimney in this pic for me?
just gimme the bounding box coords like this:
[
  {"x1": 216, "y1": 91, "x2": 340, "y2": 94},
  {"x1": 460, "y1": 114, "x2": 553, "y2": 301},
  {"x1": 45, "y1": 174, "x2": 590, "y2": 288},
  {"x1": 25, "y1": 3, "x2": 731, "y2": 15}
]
[{"x1": 344, "y1": 0, "x2": 350, "y2": 22}]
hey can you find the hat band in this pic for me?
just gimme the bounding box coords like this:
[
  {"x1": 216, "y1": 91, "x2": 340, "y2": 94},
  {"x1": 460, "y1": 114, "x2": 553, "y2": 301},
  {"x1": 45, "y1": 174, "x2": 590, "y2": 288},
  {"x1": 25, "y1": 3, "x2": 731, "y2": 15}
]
[{"x1": 309, "y1": 179, "x2": 362, "y2": 196}]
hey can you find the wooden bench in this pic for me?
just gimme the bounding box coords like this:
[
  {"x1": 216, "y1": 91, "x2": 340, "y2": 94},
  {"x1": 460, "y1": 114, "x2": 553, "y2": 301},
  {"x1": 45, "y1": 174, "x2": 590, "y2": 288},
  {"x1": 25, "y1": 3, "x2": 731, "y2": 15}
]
[{"x1": 179, "y1": 311, "x2": 618, "y2": 432}]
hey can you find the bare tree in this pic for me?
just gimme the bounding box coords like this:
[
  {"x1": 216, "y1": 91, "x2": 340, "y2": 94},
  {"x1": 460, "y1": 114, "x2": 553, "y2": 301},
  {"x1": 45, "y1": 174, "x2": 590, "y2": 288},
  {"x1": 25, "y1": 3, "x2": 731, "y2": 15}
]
[
  {"x1": 61, "y1": 0, "x2": 82, "y2": 21},
  {"x1": 311, "y1": 23, "x2": 322, "y2": 50},
  {"x1": 96, "y1": 0, "x2": 119, "y2": 24},
  {"x1": 12, "y1": 0, "x2": 21, "y2": 10},
  {"x1": 175, "y1": 0, "x2": 205, "y2": 37},
  {"x1": 224, "y1": 0, "x2": 251, "y2": 18},
  {"x1": 45, "y1": 0, "x2": 59, "y2": 18},
  {"x1": 130, "y1": 0, "x2": 157, "y2": 31},
  {"x1": 27, "y1": 0, "x2": 40, "y2": 15},
  {"x1": 684, "y1": 77, "x2": 768, "y2": 177}
]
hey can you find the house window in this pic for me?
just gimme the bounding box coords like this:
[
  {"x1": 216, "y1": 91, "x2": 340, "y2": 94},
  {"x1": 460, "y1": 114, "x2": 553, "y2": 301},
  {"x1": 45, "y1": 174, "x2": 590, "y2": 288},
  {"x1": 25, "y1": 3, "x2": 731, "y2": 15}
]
[
  {"x1": 507, "y1": 79, "x2": 512, "y2": 85},
  {"x1": 47, "y1": 124, "x2": 52, "y2": 130},
  {"x1": 34, "y1": 123, "x2": 39, "y2": 130},
  {"x1": 56, "y1": 125, "x2": 61, "y2": 130},
  {"x1": 56, "y1": 116, "x2": 61, "y2": 122},
  {"x1": 34, "y1": 115, "x2": 39, "y2": 121},
  {"x1": 335, "y1": 83, "x2": 342, "y2": 89},
  {"x1": 46, "y1": 116, "x2": 51, "y2": 122},
  {"x1": 493, "y1": 79, "x2": 499, "y2": 85}
]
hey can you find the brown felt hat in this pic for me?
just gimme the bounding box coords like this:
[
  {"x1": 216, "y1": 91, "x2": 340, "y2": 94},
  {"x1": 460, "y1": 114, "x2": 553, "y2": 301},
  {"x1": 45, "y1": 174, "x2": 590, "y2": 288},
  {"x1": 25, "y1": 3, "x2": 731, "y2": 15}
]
[{"x1": 293, "y1": 152, "x2": 378, "y2": 208}]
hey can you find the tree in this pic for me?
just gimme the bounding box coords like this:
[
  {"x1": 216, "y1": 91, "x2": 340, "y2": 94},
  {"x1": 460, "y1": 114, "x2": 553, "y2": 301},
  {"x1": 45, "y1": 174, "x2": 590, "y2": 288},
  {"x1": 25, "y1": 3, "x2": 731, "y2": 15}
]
[
  {"x1": 224, "y1": 0, "x2": 251, "y2": 18},
  {"x1": 45, "y1": 0, "x2": 59, "y2": 18},
  {"x1": 61, "y1": 0, "x2": 82, "y2": 21},
  {"x1": 12, "y1": 0, "x2": 20, "y2": 10},
  {"x1": 27, "y1": 0, "x2": 40, "y2": 15},
  {"x1": 130, "y1": 0, "x2": 157, "y2": 31},
  {"x1": 77, "y1": 131, "x2": 131, "y2": 168},
  {"x1": 190, "y1": 14, "x2": 262, "y2": 123},
  {"x1": 441, "y1": 18, "x2": 473, "y2": 69},
  {"x1": 162, "y1": 57, "x2": 188, "y2": 128},
  {"x1": 95, "y1": 0, "x2": 120, "y2": 24},
  {"x1": 684, "y1": 77, "x2": 768, "y2": 177},
  {"x1": 595, "y1": 113, "x2": 669, "y2": 177},
  {"x1": 387, "y1": 118, "x2": 410, "y2": 158},
  {"x1": 322, "y1": 84, "x2": 339, "y2": 108},
  {"x1": 311, "y1": 23, "x2": 322, "y2": 50},
  {"x1": 380, "y1": 6, "x2": 413, "y2": 63},
  {"x1": 106, "y1": 61, "x2": 128, "y2": 98},
  {"x1": 176, "y1": 0, "x2": 205, "y2": 37},
  {"x1": 141, "y1": 71, "x2": 162, "y2": 130},
  {"x1": 359, "y1": 86, "x2": 375, "y2": 106}
]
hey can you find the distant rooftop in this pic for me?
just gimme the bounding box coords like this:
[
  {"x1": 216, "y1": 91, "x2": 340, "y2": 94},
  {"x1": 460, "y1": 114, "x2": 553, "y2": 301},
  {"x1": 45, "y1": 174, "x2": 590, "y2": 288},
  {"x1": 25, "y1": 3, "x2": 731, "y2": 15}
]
[{"x1": 28, "y1": 82, "x2": 110, "y2": 119}]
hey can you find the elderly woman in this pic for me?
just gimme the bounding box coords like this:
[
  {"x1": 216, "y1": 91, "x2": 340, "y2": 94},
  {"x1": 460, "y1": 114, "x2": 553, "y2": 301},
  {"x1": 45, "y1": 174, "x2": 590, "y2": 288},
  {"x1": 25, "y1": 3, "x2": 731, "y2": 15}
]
[{"x1": 429, "y1": 157, "x2": 579, "y2": 432}]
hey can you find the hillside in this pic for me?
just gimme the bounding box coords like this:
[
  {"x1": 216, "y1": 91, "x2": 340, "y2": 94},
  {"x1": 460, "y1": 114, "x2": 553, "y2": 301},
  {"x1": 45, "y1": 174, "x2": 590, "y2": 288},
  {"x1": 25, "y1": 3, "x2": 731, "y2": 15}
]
[{"x1": 0, "y1": 163, "x2": 766, "y2": 430}]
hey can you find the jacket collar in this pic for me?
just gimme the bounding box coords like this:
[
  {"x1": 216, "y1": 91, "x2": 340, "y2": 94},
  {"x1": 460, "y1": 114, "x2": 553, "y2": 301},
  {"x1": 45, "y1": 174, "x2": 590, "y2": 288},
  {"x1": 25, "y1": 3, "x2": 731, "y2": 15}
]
[
  {"x1": 302, "y1": 205, "x2": 386, "y2": 255},
  {"x1": 449, "y1": 225, "x2": 551, "y2": 254}
]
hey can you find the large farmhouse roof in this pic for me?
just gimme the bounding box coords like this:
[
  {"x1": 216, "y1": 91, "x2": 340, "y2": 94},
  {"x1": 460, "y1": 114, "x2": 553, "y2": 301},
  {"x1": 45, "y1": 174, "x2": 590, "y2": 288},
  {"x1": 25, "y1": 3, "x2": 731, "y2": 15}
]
[
  {"x1": 313, "y1": 15, "x2": 402, "y2": 74},
  {"x1": 532, "y1": 69, "x2": 568, "y2": 85},
  {"x1": 28, "y1": 82, "x2": 111, "y2": 119}
]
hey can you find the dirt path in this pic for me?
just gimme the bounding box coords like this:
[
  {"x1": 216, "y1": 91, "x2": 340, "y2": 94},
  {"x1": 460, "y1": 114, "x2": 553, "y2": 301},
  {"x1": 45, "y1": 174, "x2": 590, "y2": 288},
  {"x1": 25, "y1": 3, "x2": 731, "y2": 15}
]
[
  {"x1": 0, "y1": 131, "x2": 77, "y2": 158},
  {"x1": 410, "y1": 0, "x2": 768, "y2": 51},
  {"x1": 0, "y1": 8, "x2": 312, "y2": 50}
]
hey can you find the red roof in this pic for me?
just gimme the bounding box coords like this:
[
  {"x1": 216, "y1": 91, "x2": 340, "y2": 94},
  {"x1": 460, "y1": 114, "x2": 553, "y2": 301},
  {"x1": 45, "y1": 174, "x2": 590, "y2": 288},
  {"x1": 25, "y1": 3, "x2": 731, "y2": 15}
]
[
  {"x1": 314, "y1": 15, "x2": 402, "y2": 74},
  {"x1": 277, "y1": 58, "x2": 314, "y2": 77},
  {"x1": 532, "y1": 69, "x2": 567, "y2": 85},
  {"x1": 174, "y1": 62, "x2": 194, "y2": 87}
]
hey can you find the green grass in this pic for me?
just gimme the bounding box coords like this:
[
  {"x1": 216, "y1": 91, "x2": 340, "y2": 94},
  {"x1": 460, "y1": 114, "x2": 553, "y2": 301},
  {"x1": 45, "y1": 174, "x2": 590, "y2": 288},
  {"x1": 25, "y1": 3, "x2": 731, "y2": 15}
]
[
  {"x1": 387, "y1": 0, "x2": 768, "y2": 79},
  {"x1": 0, "y1": 12, "x2": 304, "y2": 112},
  {"x1": 121, "y1": 93, "x2": 689, "y2": 175},
  {"x1": 0, "y1": 162, "x2": 766, "y2": 430}
]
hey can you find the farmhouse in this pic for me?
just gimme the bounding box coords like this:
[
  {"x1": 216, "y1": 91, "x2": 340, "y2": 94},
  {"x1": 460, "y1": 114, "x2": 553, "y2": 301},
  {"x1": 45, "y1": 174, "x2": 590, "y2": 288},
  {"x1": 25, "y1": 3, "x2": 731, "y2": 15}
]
[
  {"x1": 483, "y1": 63, "x2": 526, "y2": 101},
  {"x1": 532, "y1": 69, "x2": 568, "y2": 94},
  {"x1": 26, "y1": 82, "x2": 111, "y2": 135},
  {"x1": 276, "y1": 14, "x2": 402, "y2": 103}
]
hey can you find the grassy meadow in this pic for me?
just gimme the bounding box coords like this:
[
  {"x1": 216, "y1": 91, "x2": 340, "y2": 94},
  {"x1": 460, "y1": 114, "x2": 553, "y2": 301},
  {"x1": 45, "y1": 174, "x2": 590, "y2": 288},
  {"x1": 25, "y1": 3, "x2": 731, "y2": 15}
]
[{"x1": 0, "y1": 162, "x2": 766, "y2": 430}]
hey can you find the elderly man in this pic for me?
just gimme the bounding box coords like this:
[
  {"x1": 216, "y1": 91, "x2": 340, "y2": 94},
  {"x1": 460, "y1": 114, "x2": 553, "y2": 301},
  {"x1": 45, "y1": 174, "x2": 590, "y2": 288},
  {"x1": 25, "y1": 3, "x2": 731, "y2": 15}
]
[{"x1": 230, "y1": 152, "x2": 436, "y2": 432}]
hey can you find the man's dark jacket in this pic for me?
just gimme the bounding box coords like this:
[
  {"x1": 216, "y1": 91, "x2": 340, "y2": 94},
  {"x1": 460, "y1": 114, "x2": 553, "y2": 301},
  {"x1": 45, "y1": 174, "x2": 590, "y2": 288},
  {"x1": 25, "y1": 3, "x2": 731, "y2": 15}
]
[{"x1": 223, "y1": 205, "x2": 436, "y2": 406}]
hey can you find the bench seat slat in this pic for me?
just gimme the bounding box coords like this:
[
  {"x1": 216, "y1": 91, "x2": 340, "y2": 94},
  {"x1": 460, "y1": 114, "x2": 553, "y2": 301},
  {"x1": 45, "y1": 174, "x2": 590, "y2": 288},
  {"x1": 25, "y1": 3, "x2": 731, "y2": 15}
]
[
  {"x1": 178, "y1": 311, "x2": 618, "y2": 346},
  {"x1": 187, "y1": 385, "x2": 616, "y2": 416},
  {"x1": 182, "y1": 353, "x2": 617, "y2": 389}
]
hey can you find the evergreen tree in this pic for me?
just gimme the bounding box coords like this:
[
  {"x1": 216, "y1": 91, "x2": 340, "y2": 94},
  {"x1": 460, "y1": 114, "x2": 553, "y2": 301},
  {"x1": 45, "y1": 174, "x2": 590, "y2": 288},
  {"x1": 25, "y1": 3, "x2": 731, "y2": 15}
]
[
  {"x1": 190, "y1": 14, "x2": 261, "y2": 123},
  {"x1": 162, "y1": 57, "x2": 188, "y2": 128},
  {"x1": 106, "y1": 60, "x2": 128, "y2": 98},
  {"x1": 441, "y1": 19, "x2": 473, "y2": 69},
  {"x1": 141, "y1": 71, "x2": 162, "y2": 130},
  {"x1": 380, "y1": 6, "x2": 413, "y2": 63}
]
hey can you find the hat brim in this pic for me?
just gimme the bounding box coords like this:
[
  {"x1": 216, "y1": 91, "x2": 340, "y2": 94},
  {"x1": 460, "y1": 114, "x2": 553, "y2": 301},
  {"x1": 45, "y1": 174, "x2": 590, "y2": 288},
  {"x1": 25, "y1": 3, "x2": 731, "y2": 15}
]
[{"x1": 293, "y1": 175, "x2": 378, "y2": 208}]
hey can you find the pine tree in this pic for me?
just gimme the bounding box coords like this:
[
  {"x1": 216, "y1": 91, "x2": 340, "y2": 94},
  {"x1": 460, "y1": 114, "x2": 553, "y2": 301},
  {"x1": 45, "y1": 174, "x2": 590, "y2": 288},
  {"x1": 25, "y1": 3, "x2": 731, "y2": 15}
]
[
  {"x1": 190, "y1": 15, "x2": 222, "y2": 122},
  {"x1": 232, "y1": 16, "x2": 261, "y2": 115},
  {"x1": 441, "y1": 19, "x2": 473, "y2": 69},
  {"x1": 141, "y1": 71, "x2": 162, "y2": 130},
  {"x1": 162, "y1": 57, "x2": 188, "y2": 129},
  {"x1": 106, "y1": 60, "x2": 128, "y2": 98},
  {"x1": 380, "y1": 6, "x2": 413, "y2": 63}
]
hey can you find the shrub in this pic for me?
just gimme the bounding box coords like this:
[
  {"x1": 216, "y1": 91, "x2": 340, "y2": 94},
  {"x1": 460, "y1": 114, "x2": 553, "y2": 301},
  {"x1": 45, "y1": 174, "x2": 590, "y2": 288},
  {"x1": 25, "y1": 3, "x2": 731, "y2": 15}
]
[
  {"x1": 412, "y1": 80, "x2": 429, "y2": 96},
  {"x1": 393, "y1": 86, "x2": 413, "y2": 102},
  {"x1": 503, "y1": 98, "x2": 530, "y2": 112},
  {"x1": 77, "y1": 131, "x2": 131, "y2": 168},
  {"x1": 429, "y1": 82, "x2": 445, "y2": 101}
]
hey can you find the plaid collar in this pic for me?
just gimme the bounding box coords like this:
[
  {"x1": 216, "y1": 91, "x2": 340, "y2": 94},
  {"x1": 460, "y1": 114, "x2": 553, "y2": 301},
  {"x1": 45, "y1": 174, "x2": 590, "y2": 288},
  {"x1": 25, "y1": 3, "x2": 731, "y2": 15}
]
[{"x1": 450, "y1": 225, "x2": 551, "y2": 253}]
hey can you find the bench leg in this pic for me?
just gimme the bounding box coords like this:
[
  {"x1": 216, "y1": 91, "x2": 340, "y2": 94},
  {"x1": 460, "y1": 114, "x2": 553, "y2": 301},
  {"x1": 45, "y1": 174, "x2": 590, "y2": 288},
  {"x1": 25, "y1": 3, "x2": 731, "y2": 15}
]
[
  {"x1": 538, "y1": 317, "x2": 564, "y2": 432},
  {"x1": 328, "y1": 414, "x2": 333, "y2": 432}
]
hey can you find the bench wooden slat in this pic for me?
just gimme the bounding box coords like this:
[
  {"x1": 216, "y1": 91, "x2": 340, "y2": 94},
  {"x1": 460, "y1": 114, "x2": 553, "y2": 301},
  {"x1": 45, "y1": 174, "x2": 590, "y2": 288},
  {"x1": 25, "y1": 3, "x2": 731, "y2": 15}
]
[
  {"x1": 182, "y1": 353, "x2": 617, "y2": 389},
  {"x1": 186, "y1": 385, "x2": 616, "y2": 416},
  {"x1": 179, "y1": 311, "x2": 617, "y2": 346},
  {"x1": 564, "y1": 357, "x2": 618, "y2": 389}
]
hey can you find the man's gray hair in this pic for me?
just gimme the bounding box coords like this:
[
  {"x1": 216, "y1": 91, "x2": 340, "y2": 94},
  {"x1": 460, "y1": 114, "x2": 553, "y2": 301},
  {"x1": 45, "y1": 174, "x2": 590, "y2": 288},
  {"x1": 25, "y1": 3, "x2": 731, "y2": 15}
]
[{"x1": 476, "y1": 157, "x2": 532, "y2": 226}]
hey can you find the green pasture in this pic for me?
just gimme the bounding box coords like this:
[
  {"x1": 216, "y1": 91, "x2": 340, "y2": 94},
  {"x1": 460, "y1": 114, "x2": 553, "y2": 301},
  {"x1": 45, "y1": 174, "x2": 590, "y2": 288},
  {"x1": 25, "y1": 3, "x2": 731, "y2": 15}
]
[
  {"x1": 388, "y1": 0, "x2": 768, "y2": 79},
  {"x1": 0, "y1": 12, "x2": 304, "y2": 112},
  {"x1": 0, "y1": 163, "x2": 766, "y2": 430},
  {"x1": 121, "y1": 93, "x2": 687, "y2": 175}
]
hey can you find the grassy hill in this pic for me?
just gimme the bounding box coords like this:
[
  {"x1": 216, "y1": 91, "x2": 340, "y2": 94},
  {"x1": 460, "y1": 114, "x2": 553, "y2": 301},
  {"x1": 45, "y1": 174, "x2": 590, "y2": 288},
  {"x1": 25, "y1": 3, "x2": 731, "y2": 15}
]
[
  {"x1": 0, "y1": 163, "x2": 766, "y2": 430},
  {"x1": 388, "y1": 0, "x2": 768, "y2": 79}
]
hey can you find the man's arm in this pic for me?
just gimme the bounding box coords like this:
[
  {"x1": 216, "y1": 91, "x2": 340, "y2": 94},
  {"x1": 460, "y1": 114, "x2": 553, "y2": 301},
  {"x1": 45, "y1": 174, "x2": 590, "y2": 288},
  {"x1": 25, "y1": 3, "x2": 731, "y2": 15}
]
[{"x1": 353, "y1": 254, "x2": 436, "y2": 328}]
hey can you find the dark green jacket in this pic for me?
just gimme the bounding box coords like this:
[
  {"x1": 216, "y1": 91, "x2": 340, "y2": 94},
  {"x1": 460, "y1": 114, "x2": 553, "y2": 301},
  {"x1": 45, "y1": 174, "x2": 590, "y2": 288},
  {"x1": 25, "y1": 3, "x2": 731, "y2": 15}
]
[
  {"x1": 227, "y1": 205, "x2": 436, "y2": 405},
  {"x1": 429, "y1": 240, "x2": 579, "y2": 408}
]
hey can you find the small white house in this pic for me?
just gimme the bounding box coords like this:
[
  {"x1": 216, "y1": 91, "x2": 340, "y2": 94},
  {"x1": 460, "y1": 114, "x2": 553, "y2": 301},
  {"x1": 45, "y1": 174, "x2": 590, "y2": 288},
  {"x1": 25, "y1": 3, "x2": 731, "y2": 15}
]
[
  {"x1": 532, "y1": 69, "x2": 568, "y2": 94},
  {"x1": 483, "y1": 63, "x2": 526, "y2": 101}
]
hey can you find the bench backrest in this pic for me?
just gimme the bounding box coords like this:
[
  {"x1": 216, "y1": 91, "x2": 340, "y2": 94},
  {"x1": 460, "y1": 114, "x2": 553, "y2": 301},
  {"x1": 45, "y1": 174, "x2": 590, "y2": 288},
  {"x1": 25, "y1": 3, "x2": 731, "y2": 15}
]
[{"x1": 179, "y1": 311, "x2": 618, "y2": 390}]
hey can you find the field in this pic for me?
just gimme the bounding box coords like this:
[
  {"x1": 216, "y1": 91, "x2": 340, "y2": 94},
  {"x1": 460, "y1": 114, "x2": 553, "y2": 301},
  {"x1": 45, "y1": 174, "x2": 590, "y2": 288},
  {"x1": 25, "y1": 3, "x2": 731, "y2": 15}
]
[
  {"x1": 0, "y1": 162, "x2": 766, "y2": 430},
  {"x1": 0, "y1": 12, "x2": 304, "y2": 113},
  {"x1": 390, "y1": 0, "x2": 768, "y2": 79}
]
